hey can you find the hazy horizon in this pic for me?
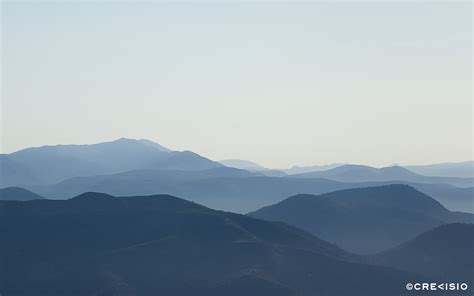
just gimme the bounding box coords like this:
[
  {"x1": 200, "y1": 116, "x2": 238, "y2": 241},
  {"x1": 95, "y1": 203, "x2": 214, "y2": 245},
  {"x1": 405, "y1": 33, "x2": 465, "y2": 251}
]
[
  {"x1": 1, "y1": 136, "x2": 472, "y2": 170},
  {"x1": 2, "y1": 2, "x2": 472, "y2": 168}
]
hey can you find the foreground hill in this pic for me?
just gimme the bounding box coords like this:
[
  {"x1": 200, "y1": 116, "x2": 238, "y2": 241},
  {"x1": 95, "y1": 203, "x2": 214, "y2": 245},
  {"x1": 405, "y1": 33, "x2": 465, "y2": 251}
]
[
  {"x1": 0, "y1": 193, "x2": 423, "y2": 296},
  {"x1": 250, "y1": 185, "x2": 473, "y2": 254},
  {"x1": 291, "y1": 165, "x2": 473, "y2": 187},
  {"x1": 0, "y1": 187, "x2": 45, "y2": 201},
  {"x1": 0, "y1": 138, "x2": 222, "y2": 187},
  {"x1": 370, "y1": 223, "x2": 474, "y2": 285}
]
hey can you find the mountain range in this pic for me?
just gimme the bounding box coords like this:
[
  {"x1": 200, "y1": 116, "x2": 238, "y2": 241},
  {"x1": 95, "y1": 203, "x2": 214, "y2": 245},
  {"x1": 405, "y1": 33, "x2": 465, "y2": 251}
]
[
  {"x1": 25, "y1": 171, "x2": 472, "y2": 213},
  {"x1": 1, "y1": 139, "x2": 472, "y2": 295},
  {"x1": 0, "y1": 138, "x2": 222, "y2": 187},
  {"x1": 283, "y1": 163, "x2": 345, "y2": 175},
  {"x1": 249, "y1": 185, "x2": 473, "y2": 254},
  {"x1": 222, "y1": 160, "x2": 474, "y2": 178},
  {"x1": 218, "y1": 159, "x2": 287, "y2": 177},
  {"x1": 289, "y1": 164, "x2": 473, "y2": 187},
  {"x1": 0, "y1": 187, "x2": 45, "y2": 201},
  {"x1": 218, "y1": 159, "x2": 267, "y2": 171},
  {"x1": 0, "y1": 192, "x2": 430, "y2": 296},
  {"x1": 1, "y1": 139, "x2": 472, "y2": 214},
  {"x1": 405, "y1": 161, "x2": 474, "y2": 178},
  {"x1": 4, "y1": 139, "x2": 472, "y2": 187}
]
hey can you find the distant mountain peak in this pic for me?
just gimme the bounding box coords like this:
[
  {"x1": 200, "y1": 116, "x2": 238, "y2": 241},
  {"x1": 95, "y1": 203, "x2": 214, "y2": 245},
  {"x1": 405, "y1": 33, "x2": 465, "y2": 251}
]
[
  {"x1": 180, "y1": 150, "x2": 199, "y2": 155},
  {"x1": 404, "y1": 160, "x2": 474, "y2": 178},
  {"x1": 381, "y1": 165, "x2": 418, "y2": 173},
  {"x1": 289, "y1": 164, "x2": 474, "y2": 187},
  {"x1": 69, "y1": 192, "x2": 128, "y2": 209},
  {"x1": 284, "y1": 163, "x2": 345, "y2": 175},
  {"x1": 69, "y1": 192, "x2": 206, "y2": 212},
  {"x1": 219, "y1": 159, "x2": 266, "y2": 170},
  {"x1": 110, "y1": 138, "x2": 171, "y2": 152},
  {"x1": 0, "y1": 187, "x2": 45, "y2": 201},
  {"x1": 1, "y1": 138, "x2": 223, "y2": 187},
  {"x1": 71, "y1": 192, "x2": 116, "y2": 201}
]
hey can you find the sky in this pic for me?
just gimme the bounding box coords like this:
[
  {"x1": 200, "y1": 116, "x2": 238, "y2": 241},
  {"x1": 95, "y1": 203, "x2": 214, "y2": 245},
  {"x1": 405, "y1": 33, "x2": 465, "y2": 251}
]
[{"x1": 1, "y1": 2, "x2": 472, "y2": 168}]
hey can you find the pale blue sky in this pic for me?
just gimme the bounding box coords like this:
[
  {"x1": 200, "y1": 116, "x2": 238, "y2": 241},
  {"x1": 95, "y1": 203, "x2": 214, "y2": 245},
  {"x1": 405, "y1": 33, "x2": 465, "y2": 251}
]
[{"x1": 1, "y1": 2, "x2": 472, "y2": 168}]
